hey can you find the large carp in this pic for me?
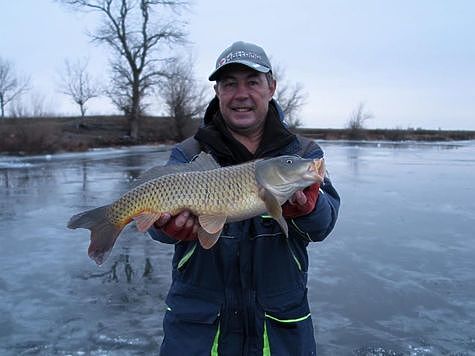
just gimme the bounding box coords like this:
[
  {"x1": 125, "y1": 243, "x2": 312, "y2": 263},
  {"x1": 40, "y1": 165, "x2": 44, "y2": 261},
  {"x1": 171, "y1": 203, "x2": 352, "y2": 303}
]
[{"x1": 68, "y1": 153, "x2": 325, "y2": 265}]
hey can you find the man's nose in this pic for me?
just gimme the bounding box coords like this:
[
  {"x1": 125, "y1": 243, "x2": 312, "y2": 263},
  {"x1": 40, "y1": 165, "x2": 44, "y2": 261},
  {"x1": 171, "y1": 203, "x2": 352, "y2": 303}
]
[{"x1": 234, "y1": 82, "x2": 250, "y2": 98}]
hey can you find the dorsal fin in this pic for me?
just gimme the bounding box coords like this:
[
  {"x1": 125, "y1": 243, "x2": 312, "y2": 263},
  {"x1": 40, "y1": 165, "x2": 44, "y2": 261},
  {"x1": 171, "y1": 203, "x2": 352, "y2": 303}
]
[{"x1": 131, "y1": 152, "x2": 220, "y2": 187}]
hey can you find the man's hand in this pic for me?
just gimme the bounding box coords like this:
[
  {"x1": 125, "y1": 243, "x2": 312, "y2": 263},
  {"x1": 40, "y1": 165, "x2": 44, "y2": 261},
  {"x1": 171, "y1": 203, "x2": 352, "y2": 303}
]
[
  {"x1": 154, "y1": 210, "x2": 199, "y2": 241},
  {"x1": 282, "y1": 183, "x2": 320, "y2": 218}
]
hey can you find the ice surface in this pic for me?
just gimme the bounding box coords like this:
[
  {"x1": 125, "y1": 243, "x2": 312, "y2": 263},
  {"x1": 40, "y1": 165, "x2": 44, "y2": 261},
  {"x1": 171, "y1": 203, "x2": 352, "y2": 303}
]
[{"x1": 1, "y1": 141, "x2": 474, "y2": 355}]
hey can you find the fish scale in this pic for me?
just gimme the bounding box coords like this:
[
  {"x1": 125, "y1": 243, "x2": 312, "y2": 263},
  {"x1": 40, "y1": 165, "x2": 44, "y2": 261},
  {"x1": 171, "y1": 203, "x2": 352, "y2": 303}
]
[{"x1": 108, "y1": 160, "x2": 262, "y2": 226}]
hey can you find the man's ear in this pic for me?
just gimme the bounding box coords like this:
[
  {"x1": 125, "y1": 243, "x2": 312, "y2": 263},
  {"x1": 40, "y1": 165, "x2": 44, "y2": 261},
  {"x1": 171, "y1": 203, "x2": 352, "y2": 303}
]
[
  {"x1": 214, "y1": 83, "x2": 219, "y2": 96},
  {"x1": 269, "y1": 79, "x2": 277, "y2": 99}
]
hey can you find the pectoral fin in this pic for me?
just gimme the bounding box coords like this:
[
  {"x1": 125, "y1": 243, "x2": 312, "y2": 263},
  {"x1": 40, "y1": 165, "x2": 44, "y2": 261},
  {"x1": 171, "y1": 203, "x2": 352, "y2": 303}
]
[
  {"x1": 258, "y1": 187, "x2": 289, "y2": 237},
  {"x1": 133, "y1": 212, "x2": 162, "y2": 232}
]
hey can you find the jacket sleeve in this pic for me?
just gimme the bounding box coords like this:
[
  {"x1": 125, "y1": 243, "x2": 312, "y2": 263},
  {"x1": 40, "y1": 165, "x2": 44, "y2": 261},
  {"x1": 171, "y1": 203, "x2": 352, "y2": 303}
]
[
  {"x1": 288, "y1": 141, "x2": 341, "y2": 242},
  {"x1": 147, "y1": 145, "x2": 191, "y2": 244}
]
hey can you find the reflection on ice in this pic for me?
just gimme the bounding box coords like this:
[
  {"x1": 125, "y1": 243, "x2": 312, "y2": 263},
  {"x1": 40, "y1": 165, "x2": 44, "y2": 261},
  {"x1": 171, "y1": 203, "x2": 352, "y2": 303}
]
[
  {"x1": 79, "y1": 254, "x2": 155, "y2": 284},
  {"x1": 1, "y1": 141, "x2": 475, "y2": 355}
]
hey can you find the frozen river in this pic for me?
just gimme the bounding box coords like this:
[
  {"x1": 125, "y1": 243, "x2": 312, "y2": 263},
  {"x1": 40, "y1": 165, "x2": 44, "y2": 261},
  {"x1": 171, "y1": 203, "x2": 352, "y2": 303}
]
[{"x1": 0, "y1": 141, "x2": 474, "y2": 355}]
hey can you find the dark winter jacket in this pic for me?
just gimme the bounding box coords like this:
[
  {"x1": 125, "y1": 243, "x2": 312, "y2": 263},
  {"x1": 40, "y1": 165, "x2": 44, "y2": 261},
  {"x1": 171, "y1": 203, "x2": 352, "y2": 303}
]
[{"x1": 149, "y1": 98, "x2": 340, "y2": 355}]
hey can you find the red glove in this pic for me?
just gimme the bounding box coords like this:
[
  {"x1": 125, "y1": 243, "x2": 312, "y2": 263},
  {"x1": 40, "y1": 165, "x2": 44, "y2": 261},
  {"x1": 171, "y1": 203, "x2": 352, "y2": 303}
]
[
  {"x1": 282, "y1": 183, "x2": 320, "y2": 218},
  {"x1": 154, "y1": 211, "x2": 198, "y2": 241}
]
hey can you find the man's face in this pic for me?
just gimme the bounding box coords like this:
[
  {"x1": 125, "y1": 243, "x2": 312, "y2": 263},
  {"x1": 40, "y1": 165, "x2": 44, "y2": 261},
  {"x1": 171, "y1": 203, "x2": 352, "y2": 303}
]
[{"x1": 214, "y1": 64, "x2": 276, "y2": 134}]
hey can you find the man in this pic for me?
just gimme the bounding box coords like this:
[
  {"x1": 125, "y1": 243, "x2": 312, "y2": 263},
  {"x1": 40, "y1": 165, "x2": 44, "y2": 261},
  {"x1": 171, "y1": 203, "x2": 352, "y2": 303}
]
[{"x1": 149, "y1": 41, "x2": 340, "y2": 355}]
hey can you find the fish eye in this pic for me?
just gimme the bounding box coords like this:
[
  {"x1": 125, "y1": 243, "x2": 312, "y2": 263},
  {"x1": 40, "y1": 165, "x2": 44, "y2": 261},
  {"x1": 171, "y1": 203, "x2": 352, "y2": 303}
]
[{"x1": 285, "y1": 159, "x2": 293, "y2": 164}]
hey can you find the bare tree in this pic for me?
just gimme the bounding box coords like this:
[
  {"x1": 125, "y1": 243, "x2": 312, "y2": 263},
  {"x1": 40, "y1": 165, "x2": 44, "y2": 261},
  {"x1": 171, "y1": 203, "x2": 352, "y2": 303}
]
[
  {"x1": 0, "y1": 57, "x2": 29, "y2": 118},
  {"x1": 9, "y1": 92, "x2": 54, "y2": 118},
  {"x1": 59, "y1": 0, "x2": 188, "y2": 140},
  {"x1": 8, "y1": 98, "x2": 29, "y2": 118},
  {"x1": 347, "y1": 102, "x2": 373, "y2": 130},
  {"x1": 159, "y1": 56, "x2": 208, "y2": 140},
  {"x1": 60, "y1": 58, "x2": 99, "y2": 118},
  {"x1": 272, "y1": 64, "x2": 307, "y2": 128}
]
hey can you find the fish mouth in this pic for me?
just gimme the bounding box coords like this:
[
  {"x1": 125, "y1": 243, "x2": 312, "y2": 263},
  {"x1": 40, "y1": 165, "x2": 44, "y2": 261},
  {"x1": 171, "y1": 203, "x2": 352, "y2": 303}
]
[
  {"x1": 305, "y1": 159, "x2": 324, "y2": 181},
  {"x1": 307, "y1": 159, "x2": 321, "y2": 172}
]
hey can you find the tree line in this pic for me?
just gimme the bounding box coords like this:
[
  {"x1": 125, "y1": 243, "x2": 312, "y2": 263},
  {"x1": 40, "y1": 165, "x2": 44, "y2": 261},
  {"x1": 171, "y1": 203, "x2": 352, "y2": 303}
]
[{"x1": 1, "y1": 0, "x2": 309, "y2": 140}]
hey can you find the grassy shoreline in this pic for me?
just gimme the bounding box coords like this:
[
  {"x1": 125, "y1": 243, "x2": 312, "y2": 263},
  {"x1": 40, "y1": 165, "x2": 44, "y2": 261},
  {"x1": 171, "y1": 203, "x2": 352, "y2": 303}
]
[{"x1": 1, "y1": 115, "x2": 474, "y2": 155}]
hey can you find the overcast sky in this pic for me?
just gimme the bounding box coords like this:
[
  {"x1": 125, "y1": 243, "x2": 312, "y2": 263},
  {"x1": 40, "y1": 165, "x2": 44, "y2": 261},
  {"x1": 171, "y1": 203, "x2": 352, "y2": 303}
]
[{"x1": 1, "y1": 0, "x2": 474, "y2": 130}]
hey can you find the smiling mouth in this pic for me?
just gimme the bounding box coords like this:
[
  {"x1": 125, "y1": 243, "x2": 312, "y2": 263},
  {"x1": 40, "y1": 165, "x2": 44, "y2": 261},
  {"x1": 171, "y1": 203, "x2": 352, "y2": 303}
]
[{"x1": 232, "y1": 107, "x2": 253, "y2": 112}]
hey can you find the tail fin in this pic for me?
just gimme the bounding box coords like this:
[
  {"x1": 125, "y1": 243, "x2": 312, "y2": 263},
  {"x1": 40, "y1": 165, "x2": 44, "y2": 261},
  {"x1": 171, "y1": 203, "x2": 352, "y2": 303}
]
[{"x1": 68, "y1": 205, "x2": 123, "y2": 266}]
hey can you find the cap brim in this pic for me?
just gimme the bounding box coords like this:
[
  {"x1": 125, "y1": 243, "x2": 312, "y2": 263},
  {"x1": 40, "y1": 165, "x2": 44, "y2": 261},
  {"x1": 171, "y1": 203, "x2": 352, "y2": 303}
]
[{"x1": 208, "y1": 60, "x2": 271, "y2": 81}]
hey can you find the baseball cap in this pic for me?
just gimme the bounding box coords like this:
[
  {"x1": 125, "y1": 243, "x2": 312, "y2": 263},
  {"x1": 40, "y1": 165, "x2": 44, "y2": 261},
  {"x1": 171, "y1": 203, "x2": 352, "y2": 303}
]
[{"x1": 208, "y1": 41, "x2": 272, "y2": 81}]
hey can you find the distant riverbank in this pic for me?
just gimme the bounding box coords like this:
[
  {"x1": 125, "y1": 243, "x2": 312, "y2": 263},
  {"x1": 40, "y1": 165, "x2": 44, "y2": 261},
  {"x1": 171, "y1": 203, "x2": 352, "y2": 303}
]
[
  {"x1": 294, "y1": 127, "x2": 475, "y2": 142},
  {"x1": 1, "y1": 115, "x2": 474, "y2": 155}
]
